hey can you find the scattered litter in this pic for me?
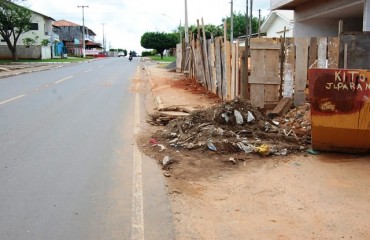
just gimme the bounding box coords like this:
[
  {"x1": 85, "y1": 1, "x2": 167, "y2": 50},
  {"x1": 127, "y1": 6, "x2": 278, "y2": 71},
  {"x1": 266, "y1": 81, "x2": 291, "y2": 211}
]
[
  {"x1": 247, "y1": 111, "x2": 255, "y2": 123},
  {"x1": 157, "y1": 144, "x2": 166, "y2": 152},
  {"x1": 163, "y1": 171, "x2": 171, "y2": 177},
  {"x1": 274, "y1": 148, "x2": 288, "y2": 156},
  {"x1": 221, "y1": 113, "x2": 230, "y2": 123},
  {"x1": 207, "y1": 139, "x2": 217, "y2": 151},
  {"x1": 307, "y1": 148, "x2": 320, "y2": 155},
  {"x1": 234, "y1": 110, "x2": 244, "y2": 125},
  {"x1": 149, "y1": 138, "x2": 158, "y2": 145},
  {"x1": 256, "y1": 144, "x2": 271, "y2": 156},
  {"x1": 229, "y1": 157, "x2": 237, "y2": 164},
  {"x1": 162, "y1": 156, "x2": 174, "y2": 166},
  {"x1": 236, "y1": 142, "x2": 254, "y2": 154}
]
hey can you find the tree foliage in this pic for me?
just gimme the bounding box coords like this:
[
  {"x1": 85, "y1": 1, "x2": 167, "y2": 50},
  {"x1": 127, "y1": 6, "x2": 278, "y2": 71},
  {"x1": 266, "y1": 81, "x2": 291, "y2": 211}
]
[
  {"x1": 140, "y1": 32, "x2": 178, "y2": 59},
  {"x1": 0, "y1": 0, "x2": 33, "y2": 59},
  {"x1": 224, "y1": 12, "x2": 263, "y2": 40}
]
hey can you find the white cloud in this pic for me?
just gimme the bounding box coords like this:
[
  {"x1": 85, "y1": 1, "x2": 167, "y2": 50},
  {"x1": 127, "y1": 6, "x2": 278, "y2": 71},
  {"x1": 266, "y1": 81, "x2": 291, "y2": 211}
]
[{"x1": 22, "y1": 0, "x2": 270, "y2": 53}]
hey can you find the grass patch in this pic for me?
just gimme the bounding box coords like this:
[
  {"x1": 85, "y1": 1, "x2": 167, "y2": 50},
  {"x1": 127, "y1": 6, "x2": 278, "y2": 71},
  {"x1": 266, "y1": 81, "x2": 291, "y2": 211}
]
[{"x1": 148, "y1": 55, "x2": 176, "y2": 63}]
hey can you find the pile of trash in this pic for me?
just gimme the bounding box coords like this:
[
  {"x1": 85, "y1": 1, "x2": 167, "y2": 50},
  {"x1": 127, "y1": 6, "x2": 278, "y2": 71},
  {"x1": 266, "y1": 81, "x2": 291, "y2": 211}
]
[
  {"x1": 152, "y1": 98, "x2": 311, "y2": 156},
  {"x1": 273, "y1": 103, "x2": 311, "y2": 138}
]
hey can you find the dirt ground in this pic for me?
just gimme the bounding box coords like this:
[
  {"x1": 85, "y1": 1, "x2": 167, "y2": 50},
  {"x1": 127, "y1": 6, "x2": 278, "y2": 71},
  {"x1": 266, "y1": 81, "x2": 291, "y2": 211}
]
[{"x1": 137, "y1": 61, "x2": 370, "y2": 240}]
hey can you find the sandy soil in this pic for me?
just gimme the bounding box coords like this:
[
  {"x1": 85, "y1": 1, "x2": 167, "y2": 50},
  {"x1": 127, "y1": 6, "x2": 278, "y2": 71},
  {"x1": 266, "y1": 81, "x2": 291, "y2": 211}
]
[{"x1": 137, "y1": 61, "x2": 370, "y2": 240}]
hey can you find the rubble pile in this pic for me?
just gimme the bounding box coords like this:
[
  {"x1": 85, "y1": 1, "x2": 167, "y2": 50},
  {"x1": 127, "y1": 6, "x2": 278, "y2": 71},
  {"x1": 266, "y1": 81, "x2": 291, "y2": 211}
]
[
  {"x1": 152, "y1": 99, "x2": 310, "y2": 156},
  {"x1": 273, "y1": 103, "x2": 311, "y2": 138}
]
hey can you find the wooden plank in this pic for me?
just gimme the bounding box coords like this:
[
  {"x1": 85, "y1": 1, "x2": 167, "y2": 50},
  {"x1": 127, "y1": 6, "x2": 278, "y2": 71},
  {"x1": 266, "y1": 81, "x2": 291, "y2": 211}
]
[
  {"x1": 225, "y1": 41, "x2": 231, "y2": 100},
  {"x1": 176, "y1": 43, "x2": 182, "y2": 72},
  {"x1": 201, "y1": 18, "x2": 211, "y2": 92},
  {"x1": 294, "y1": 37, "x2": 310, "y2": 106},
  {"x1": 250, "y1": 84, "x2": 264, "y2": 108},
  {"x1": 327, "y1": 37, "x2": 339, "y2": 68},
  {"x1": 250, "y1": 49, "x2": 265, "y2": 84},
  {"x1": 235, "y1": 39, "x2": 240, "y2": 98},
  {"x1": 250, "y1": 44, "x2": 281, "y2": 50},
  {"x1": 308, "y1": 37, "x2": 317, "y2": 69},
  {"x1": 264, "y1": 49, "x2": 280, "y2": 84},
  {"x1": 222, "y1": 21, "x2": 228, "y2": 101},
  {"x1": 269, "y1": 97, "x2": 293, "y2": 117},
  {"x1": 210, "y1": 39, "x2": 217, "y2": 94},
  {"x1": 215, "y1": 37, "x2": 222, "y2": 98},
  {"x1": 317, "y1": 37, "x2": 328, "y2": 68},
  {"x1": 264, "y1": 85, "x2": 279, "y2": 103},
  {"x1": 283, "y1": 37, "x2": 295, "y2": 98},
  {"x1": 248, "y1": 78, "x2": 281, "y2": 84},
  {"x1": 221, "y1": 41, "x2": 227, "y2": 101},
  {"x1": 231, "y1": 42, "x2": 236, "y2": 100}
]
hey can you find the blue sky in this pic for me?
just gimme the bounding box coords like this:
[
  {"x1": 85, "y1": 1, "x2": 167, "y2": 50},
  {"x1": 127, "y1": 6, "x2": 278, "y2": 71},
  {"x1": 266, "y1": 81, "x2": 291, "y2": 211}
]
[{"x1": 22, "y1": 0, "x2": 271, "y2": 53}]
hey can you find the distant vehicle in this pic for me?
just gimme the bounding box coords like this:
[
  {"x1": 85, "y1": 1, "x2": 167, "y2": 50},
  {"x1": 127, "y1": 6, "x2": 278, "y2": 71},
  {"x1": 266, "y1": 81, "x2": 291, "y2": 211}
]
[
  {"x1": 129, "y1": 55, "x2": 133, "y2": 61},
  {"x1": 118, "y1": 52, "x2": 125, "y2": 57}
]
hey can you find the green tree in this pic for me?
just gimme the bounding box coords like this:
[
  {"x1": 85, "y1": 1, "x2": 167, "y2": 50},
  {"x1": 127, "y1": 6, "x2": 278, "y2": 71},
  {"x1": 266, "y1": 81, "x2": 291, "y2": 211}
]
[
  {"x1": 0, "y1": 0, "x2": 33, "y2": 60},
  {"x1": 140, "y1": 32, "x2": 178, "y2": 59},
  {"x1": 224, "y1": 12, "x2": 263, "y2": 40}
]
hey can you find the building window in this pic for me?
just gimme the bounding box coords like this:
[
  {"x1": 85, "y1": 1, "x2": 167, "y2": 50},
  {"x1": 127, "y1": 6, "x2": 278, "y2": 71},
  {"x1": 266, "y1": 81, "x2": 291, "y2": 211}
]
[{"x1": 30, "y1": 23, "x2": 38, "y2": 30}]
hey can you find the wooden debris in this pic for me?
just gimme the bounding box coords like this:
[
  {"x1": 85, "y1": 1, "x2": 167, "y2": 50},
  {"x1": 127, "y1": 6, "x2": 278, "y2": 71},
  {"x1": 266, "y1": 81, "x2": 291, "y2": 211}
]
[{"x1": 268, "y1": 97, "x2": 292, "y2": 118}]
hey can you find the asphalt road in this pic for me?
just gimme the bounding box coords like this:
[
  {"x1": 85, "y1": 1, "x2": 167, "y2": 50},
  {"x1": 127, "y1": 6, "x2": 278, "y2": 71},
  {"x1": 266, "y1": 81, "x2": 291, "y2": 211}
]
[{"x1": 0, "y1": 58, "x2": 174, "y2": 240}]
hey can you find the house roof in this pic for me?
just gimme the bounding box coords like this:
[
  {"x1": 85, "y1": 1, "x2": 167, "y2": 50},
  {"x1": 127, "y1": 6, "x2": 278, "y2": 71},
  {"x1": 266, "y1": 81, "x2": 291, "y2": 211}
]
[
  {"x1": 53, "y1": 20, "x2": 80, "y2": 27},
  {"x1": 11, "y1": 2, "x2": 55, "y2": 21},
  {"x1": 260, "y1": 10, "x2": 294, "y2": 33},
  {"x1": 53, "y1": 20, "x2": 96, "y2": 36}
]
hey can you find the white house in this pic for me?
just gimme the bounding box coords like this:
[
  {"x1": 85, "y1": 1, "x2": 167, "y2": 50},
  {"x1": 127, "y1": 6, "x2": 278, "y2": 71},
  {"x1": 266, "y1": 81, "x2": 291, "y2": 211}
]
[
  {"x1": 0, "y1": 7, "x2": 58, "y2": 47},
  {"x1": 270, "y1": 0, "x2": 369, "y2": 37},
  {"x1": 260, "y1": 10, "x2": 294, "y2": 37}
]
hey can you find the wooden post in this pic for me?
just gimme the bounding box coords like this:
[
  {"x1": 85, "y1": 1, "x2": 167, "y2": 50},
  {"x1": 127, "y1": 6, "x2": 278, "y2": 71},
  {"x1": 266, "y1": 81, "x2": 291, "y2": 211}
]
[
  {"x1": 235, "y1": 39, "x2": 239, "y2": 97},
  {"x1": 294, "y1": 38, "x2": 310, "y2": 106},
  {"x1": 279, "y1": 27, "x2": 286, "y2": 99},
  {"x1": 317, "y1": 37, "x2": 328, "y2": 68},
  {"x1": 344, "y1": 43, "x2": 348, "y2": 69},
  {"x1": 231, "y1": 42, "x2": 236, "y2": 99},
  {"x1": 201, "y1": 18, "x2": 211, "y2": 92},
  {"x1": 215, "y1": 37, "x2": 222, "y2": 98}
]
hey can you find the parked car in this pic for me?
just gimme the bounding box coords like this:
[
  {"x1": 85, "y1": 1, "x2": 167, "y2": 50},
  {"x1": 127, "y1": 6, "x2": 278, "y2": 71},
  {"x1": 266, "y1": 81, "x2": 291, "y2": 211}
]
[{"x1": 118, "y1": 52, "x2": 125, "y2": 57}]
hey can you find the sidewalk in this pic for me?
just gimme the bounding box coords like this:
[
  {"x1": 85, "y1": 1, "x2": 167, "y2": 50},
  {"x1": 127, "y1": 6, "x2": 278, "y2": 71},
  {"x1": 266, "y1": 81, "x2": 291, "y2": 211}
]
[
  {"x1": 0, "y1": 63, "x2": 63, "y2": 79},
  {"x1": 141, "y1": 60, "x2": 220, "y2": 123},
  {"x1": 138, "y1": 61, "x2": 370, "y2": 240}
]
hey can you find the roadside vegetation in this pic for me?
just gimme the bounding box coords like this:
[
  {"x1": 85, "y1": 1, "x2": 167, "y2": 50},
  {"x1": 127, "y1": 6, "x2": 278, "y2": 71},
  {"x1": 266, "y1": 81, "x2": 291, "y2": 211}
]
[{"x1": 148, "y1": 55, "x2": 176, "y2": 62}]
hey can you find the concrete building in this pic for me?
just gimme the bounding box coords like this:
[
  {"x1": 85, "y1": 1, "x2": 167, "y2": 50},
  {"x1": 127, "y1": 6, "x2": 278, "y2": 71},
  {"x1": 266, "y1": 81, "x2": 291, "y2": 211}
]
[
  {"x1": 271, "y1": 0, "x2": 369, "y2": 37},
  {"x1": 53, "y1": 20, "x2": 101, "y2": 56},
  {"x1": 0, "y1": 7, "x2": 58, "y2": 47}
]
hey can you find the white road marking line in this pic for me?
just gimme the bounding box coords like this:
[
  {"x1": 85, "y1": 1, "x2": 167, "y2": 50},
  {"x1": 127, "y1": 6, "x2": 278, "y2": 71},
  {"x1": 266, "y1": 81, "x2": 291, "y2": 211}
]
[
  {"x1": 84, "y1": 69, "x2": 92, "y2": 73},
  {"x1": 54, "y1": 76, "x2": 73, "y2": 84},
  {"x1": 132, "y1": 93, "x2": 144, "y2": 240},
  {"x1": 0, "y1": 94, "x2": 26, "y2": 105}
]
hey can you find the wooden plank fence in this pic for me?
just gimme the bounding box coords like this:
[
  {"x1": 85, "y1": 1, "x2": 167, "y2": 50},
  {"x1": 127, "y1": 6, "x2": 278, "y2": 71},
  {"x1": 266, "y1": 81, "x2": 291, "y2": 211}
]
[{"x1": 177, "y1": 33, "x2": 346, "y2": 108}]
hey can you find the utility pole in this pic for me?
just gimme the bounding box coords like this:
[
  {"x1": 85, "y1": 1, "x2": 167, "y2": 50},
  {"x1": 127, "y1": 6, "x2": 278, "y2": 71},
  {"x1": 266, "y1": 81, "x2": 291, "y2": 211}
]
[
  {"x1": 184, "y1": 0, "x2": 189, "y2": 45},
  {"x1": 249, "y1": 0, "x2": 253, "y2": 38},
  {"x1": 78, "y1": 5, "x2": 88, "y2": 58},
  {"x1": 102, "y1": 23, "x2": 106, "y2": 54},
  {"x1": 258, "y1": 9, "x2": 261, "y2": 37},
  {"x1": 241, "y1": 0, "x2": 249, "y2": 99},
  {"x1": 230, "y1": 0, "x2": 234, "y2": 42}
]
